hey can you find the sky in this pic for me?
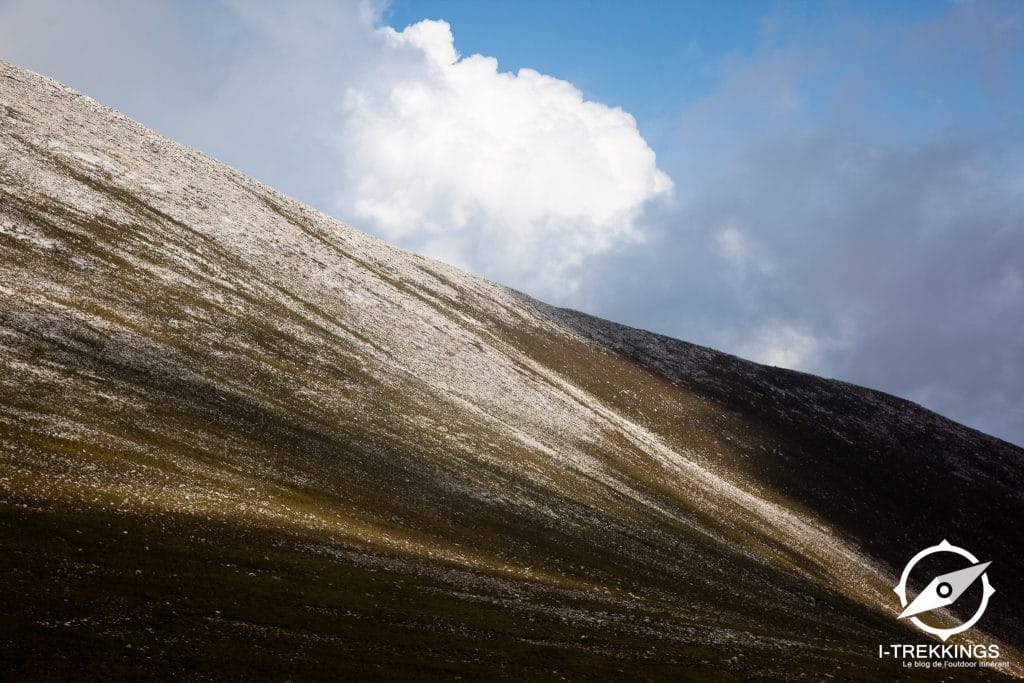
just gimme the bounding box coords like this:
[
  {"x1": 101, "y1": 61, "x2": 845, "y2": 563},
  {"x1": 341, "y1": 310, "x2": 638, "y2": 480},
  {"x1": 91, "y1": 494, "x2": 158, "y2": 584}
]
[{"x1": 1, "y1": 0, "x2": 1022, "y2": 446}]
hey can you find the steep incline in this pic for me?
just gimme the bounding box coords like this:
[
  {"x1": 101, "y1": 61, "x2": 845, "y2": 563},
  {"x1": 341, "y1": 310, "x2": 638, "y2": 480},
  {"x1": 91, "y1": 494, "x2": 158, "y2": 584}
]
[{"x1": 2, "y1": 62, "x2": 1022, "y2": 680}]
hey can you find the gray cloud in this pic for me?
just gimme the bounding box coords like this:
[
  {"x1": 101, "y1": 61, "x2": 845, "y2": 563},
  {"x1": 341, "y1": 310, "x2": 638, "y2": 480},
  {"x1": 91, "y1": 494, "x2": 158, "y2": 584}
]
[
  {"x1": 590, "y1": 134, "x2": 1023, "y2": 443},
  {"x1": 0, "y1": 0, "x2": 384, "y2": 204},
  {"x1": 575, "y1": 5, "x2": 1024, "y2": 445}
]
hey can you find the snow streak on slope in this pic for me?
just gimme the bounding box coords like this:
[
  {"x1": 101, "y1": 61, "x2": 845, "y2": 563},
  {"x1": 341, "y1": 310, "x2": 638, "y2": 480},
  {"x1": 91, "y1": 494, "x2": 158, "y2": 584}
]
[{"x1": 1, "y1": 62, "x2": 1022, "y2": 679}]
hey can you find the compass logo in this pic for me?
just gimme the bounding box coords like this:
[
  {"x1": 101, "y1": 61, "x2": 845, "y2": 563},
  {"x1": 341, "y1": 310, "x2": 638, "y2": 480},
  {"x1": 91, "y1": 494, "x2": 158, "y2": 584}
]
[{"x1": 894, "y1": 540, "x2": 995, "y2": 641}]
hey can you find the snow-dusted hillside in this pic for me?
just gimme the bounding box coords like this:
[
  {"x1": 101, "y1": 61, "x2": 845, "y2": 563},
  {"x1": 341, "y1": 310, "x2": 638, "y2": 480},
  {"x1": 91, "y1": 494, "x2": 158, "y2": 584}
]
[{"x1": 2, "y1": 61, "x2": 1022, "y2": 679}]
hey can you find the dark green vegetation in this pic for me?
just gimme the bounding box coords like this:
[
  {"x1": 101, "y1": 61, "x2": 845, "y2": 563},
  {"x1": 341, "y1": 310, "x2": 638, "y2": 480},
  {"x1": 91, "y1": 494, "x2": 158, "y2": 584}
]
[{"x1": 1, "y1": 61, "x2": 1022, "y2": 680}]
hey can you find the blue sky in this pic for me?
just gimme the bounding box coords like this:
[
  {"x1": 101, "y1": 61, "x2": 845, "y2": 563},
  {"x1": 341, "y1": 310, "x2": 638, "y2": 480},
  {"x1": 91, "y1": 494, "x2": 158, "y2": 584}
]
[
  {"x1": 385, "y1": 1, "x2": 947, "y2": 111},
  {"x1": 387, "y1": 0, "x2": 758, "y2": 119},
  {"x1": 1, "y1": 0, "x2": 1022, "y2": 445},
  {"x1": 385, "y1": 1, "x2": 1017, "y2": 149}
]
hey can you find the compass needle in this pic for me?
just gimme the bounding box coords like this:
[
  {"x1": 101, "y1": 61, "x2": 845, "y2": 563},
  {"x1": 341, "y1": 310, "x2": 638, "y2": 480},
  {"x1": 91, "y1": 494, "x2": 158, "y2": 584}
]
[
  {"x1": 898, "y1": 561, "x2": 992, "y2": 619},
  {"x1": 893, "y1": 541, "x2": 995, "y2": 641}
]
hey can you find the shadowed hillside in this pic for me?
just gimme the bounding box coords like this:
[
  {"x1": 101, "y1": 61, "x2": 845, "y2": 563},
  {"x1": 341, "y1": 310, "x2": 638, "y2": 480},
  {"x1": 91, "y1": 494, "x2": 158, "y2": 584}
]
[{"x1": 1, "y1": 61, "x2": 1022, "y2": 680}]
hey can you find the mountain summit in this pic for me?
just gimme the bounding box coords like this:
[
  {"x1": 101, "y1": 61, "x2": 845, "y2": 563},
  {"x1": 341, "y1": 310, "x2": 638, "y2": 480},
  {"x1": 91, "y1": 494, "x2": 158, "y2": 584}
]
[{"x1": 2, "y1": 61, "x2": 1022, "y2": 680}]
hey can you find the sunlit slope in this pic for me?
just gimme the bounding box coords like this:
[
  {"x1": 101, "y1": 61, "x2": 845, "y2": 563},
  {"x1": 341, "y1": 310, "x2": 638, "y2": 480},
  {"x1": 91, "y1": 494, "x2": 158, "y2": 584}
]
[{"x1": 2, "y1": 61, "x2": 1022, "y2": 680}]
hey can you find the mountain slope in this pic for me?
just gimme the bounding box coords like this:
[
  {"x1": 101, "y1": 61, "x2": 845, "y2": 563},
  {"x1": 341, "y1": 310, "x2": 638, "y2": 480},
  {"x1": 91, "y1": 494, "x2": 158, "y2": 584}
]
[{"x1": 1, "y1": 61, "x2": 1022, "y2": 680}]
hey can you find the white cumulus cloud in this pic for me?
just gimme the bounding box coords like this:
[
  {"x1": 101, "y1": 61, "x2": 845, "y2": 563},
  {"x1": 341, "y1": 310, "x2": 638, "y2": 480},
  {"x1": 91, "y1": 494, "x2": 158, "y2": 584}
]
[
  {"x1": 334, "y1": 19, "x2": 673, "y2": 295},
  {"x1": 0, "y1": 3, "x2": 671, "y2": 299}
]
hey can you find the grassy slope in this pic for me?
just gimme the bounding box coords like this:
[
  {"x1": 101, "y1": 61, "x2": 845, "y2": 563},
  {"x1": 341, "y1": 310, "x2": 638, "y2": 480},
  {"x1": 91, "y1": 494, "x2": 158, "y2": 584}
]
[{"x1": 1, "y1": 62, "x2": 1021, "y2": 680}]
